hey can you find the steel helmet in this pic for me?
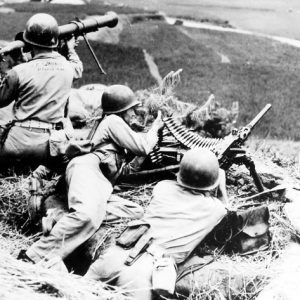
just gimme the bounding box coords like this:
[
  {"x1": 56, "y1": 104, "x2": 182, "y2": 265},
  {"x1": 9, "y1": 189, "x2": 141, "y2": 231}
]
[
  {"x1": 177, "y1": 148, "x2": 220, "y2": 191},
  {"x1": 23, "y1": 13, "x2": 59, "y2": 49},
  {"x1": 101, "y1": 85, "x2": 140, "y2": 114}
]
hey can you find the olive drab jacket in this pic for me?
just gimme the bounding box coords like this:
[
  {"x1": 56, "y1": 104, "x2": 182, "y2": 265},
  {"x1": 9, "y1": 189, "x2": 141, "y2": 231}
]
[
  {"x1": 144, "y1": 180, "x2": 227, "y2": 264},
  {"x1": 0, "y1": 49, "x2": 82, "y2": 168},
  {"x1": 0, "y1": 50, "x2": 83, "y2": 123},
  {"x1": 90, "y1": 114, "x2": 159, "y2": 183}
]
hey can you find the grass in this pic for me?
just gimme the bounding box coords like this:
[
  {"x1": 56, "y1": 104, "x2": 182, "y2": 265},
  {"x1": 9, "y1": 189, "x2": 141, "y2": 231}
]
[
  {"x1": 0, "y1": 223, "x2": 32, "y2": 256},
  {"x1": 0, "y1": 143, "x2": 297, "y2": 299},
  {"x1": 0, "y1": 175, "x2": 30, "y2": 230},
  {"x1": 0, "y1": 245, "x2": 127, "y2": 300},
  {"x1": 1, "y1": 3, "x2": 300, "y2": 138},
  {"x1": 0, "y1": 2, "x2": 148, "y2": 41},
  {"x1": 0, "y1": 83, "x2": 298, "y2": 298},
  {"x1": 119, "y1": 21, "x2": 300, "y2": 140},
  {"x1": 247, "y1": 137, "x2": 300, "y2": 170},
  {"x1": 0, "y1": 3, "x2": 156, "y2": 91},
  {"x1": 5, "y1": 2, "x2": 145, "y2": 17},
  {"x1": 74, "y1": 42, "x2": 156, "y2": 90}
]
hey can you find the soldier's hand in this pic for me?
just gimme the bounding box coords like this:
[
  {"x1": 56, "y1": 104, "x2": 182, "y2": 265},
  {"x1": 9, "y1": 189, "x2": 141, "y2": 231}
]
[
  {"x1": 152, "y1": 110, "x2": 164, "y2": 130},
  {"x1": 66, "y1": 35, "x2": 79, "y2": 51}
]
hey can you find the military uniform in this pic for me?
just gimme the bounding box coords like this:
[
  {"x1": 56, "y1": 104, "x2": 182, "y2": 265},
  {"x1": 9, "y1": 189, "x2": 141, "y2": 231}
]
[
  {"x1": 26, "y1": 114, "x2": 160, "y2": 263},
  {"x1": 85, "y1": 179, "x2": 227, "y2": 300},
  {"x1": 0, "y1": 49, "x2": 82, "y2": 168}
]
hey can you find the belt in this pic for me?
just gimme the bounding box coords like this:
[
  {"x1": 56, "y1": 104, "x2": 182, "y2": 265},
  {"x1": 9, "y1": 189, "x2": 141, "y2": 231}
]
[{"x1": 14, "y1": 120, "x2": 64, "y2": 130}]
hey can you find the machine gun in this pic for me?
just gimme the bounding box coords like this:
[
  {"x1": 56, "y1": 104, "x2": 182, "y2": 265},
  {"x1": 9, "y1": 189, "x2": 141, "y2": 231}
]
[
  {"x1": 0, "y1": 11, "x2": 118, "y2": 74},
  {"x1": 215, "y1": 103, "x2": 272, "y2": 191},
  {"x1": 217, "y1": 104, "x2": 271, "y2": 165},
  {"x1": 126, "y1": 104, "x2": 272, "y2": 192}
]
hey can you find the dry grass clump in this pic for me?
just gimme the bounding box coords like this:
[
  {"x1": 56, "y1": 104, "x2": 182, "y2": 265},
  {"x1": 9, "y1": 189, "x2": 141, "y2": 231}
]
[
  {"x1": 0, "y1": 222, "x2": 34, "y2": 256},
  {"x1": 135, "y1": 69, "x2": 200, "y2": 125},
  {"x1": 115, "y1": 182, "x2": 155, "y2": 209},
  {"x1": 135, "y1": 84, "x2": 192, "y2": 127},
  {"x1": 135, "y1": 69, "x2": 239, "y2": 138},
  {"x1": 186, "y1": 257, "x2": 271, "y2": 300},
  {"x1": 177, "y1": 245, "x2": 274, "y2": 299},
  {"x1": 138, "y1": 69, "x2": 184, "y2": 116},
  {"x1": 0, "y1": 249, "x2": 127, "y2": 300},
  {"x1": 0, "y1": 175, "x2": 30, "y2": 230}
]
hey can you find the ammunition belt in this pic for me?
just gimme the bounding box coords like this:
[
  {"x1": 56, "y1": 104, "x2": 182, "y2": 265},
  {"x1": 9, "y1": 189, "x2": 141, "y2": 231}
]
[
  {"x1": 149, "y1": 117, "x2": 227, "y2": 164},
  {"x1": 163, "y1": 117, "x2": 221, "y2": 149}
]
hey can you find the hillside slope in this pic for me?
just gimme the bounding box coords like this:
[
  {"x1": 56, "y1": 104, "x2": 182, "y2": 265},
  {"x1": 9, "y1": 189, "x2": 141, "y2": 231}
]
[
  {"x1": 118, "y1": 20, "x2": 300, "y2": 139},
  {"x1": 1, "y1": 2, "x2": 300, "y2": 140}
]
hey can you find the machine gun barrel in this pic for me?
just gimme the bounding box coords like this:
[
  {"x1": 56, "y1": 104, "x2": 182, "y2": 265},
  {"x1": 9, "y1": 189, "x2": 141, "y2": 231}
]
[
  {"x1": 238, "y1": 103, "x2": 272, "y2": 140},
  {"x1": 0, "y1": 11, "x2": 118, "y2": 56},
  {"x1": 247, "y1": 103, "x2": 272, "y2": 129}
]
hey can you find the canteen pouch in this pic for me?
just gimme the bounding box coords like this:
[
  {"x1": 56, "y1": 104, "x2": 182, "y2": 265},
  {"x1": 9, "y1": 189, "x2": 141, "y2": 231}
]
[
  {"x1": 49, "y1": 129, "x2": 69, "y2": 157},
  {"x1": 152, "y1": 256, "x2": 177, "y2": 296}
]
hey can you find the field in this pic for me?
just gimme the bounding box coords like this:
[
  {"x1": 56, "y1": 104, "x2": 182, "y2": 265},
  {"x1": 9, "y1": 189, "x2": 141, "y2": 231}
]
[
  {"x1": 101, "y1": 0, "x2": 300, "y2": 39},
  {"x1": 1, "y1": 134, "x2": 299, "y2": 299},
  {"x1": 1, "y1": 2, "x2": 300, "y2": 140},
  {"x1": 1, "y1": 1, "x2": 300, "y2": 299}
]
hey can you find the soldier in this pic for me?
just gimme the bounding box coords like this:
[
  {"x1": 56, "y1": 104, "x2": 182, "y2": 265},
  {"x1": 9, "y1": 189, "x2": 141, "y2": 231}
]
[
  {"x1": 84, "y1": 148, "x2": 228, "y2": 300},
  {"x1": 23, "y1": 85, "x2": 164, "y2": 267},
  {"x1": 0, "y1": 13, "x2": 82, "y2": 170}
]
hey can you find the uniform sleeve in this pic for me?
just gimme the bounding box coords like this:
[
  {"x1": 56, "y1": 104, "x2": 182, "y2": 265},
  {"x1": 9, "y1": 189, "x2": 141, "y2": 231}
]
[
  {"x1": 106, "y1": 115, "x2": 159, "y2": 156},
  {"x1": 0, "y1": 69, "x2": 19, "y2": 108},
  {"x1": 67, "y1": 48, "x2": 83, "y2": 80}
]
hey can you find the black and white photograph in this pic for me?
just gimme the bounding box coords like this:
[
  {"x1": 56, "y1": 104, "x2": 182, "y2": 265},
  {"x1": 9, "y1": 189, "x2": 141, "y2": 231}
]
[{"x1": 0, "y1": 0, "x2": 300, "y2": 299}]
